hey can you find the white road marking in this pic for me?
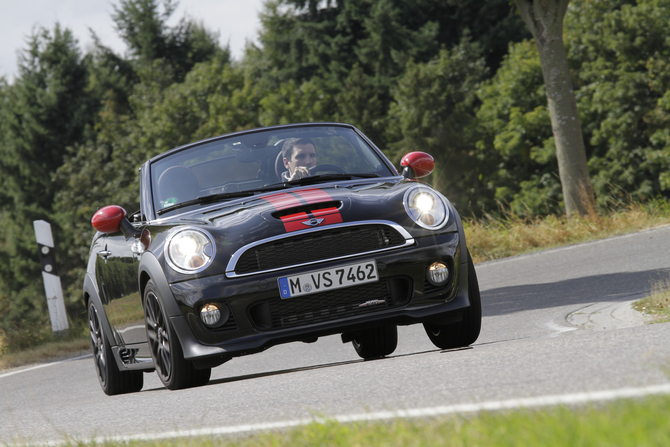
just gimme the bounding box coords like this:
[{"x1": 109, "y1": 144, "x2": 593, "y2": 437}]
[
  {"x1": 38, "y1": 382, "x2": 670, "y2": 446},
  {"x1": 116, "y1": 324, "x2": 145, "y2": 334},
  {"x1": 0, "y1": 354, "x2": 92, "y2": 380}
]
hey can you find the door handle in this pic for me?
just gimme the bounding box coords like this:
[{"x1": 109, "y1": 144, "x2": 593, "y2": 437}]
[
  {"x1": 98, "y1": 250, "x2": 112, "y2": 258},
  {"x1": 131, "y1": 240, "x2": 144, "y2": 255}
]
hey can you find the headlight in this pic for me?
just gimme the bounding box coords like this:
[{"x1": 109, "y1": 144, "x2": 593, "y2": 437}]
[
  {"x1": 165, "y1": 228, "x2": 216, "y2": 274},
  {"x1": 403, "y1": 186, "x2": 449, "y2": 229}
]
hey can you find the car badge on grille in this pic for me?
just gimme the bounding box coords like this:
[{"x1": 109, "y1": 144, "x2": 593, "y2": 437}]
[{"x1": 302, "y1": 218, "x2": 325, "y2": 227}]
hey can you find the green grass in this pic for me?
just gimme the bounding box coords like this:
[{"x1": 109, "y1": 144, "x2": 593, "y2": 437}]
[
  {"x1": 633, "y1": 277, "x2": 670, "y2": 324},
  {"x1": 0, "y1": 335, "x2": 90, "y2": 371},
  {"x1": 60, "y1": 395, "x2": 670, "y2": 446},
  {"x1": 464, "y1": 200, "x2": 670, "y2": 263}
]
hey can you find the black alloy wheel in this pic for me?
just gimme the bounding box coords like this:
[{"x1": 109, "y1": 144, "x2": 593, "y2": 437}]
[
  {"x1": 352, "y1": 324, "x2": 398, "y2": 360},
  {"x1": 143, "y1": 280, "x2": 211, "y2": 390},
  {"x1": 88, "y1": 300, "x2": 143, "y2": 395},
  {"x1": 424, "y1": 250, "x2": 482, "y2": 349}
]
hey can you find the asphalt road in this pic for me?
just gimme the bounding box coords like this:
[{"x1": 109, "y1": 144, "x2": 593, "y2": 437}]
[{"x1": 3, "y1": 226, "x2": 670, "y2": 444}]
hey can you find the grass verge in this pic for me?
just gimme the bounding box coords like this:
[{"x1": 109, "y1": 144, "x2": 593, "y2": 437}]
[
  {"x1": 633, "y1": 277, "x2": 670, "y2": 324},
  {"x1": 60, "y1": 395, "x2": 670, "y2": 446},
  {"x1": 0, "y1": 334, "x2": 90, "y2": 372},
  {"x1": 465, "y1": 200, "x2": 670, "y2": 263}
]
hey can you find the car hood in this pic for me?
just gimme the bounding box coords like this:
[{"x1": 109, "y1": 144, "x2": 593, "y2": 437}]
[{"x1": 194, "y1": 180, "x2": 422, "y2": 229}]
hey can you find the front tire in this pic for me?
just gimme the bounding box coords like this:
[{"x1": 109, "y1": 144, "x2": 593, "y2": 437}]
[
  {"x1": 88, "y1": 300, "x2": 143, "y2": 395},
  {"x1": 424, "y1": 250, "x2": 482, "y2": 349},
  {"x1": 352, "y1": 324, "x2": 398, "y2": 359},
  {"x1": 143, "y1": 280, "x2": 211, "y2": 390}
]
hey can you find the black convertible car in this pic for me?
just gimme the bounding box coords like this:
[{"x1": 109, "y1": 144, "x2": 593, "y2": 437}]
[{"x1": 85, "y1": 123, "x2": 481, "y2": 395}]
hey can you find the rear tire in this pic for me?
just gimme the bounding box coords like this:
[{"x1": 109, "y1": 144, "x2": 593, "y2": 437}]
[
  {"x1": 424, "y1": 250, "x2": 482, "y2": 349},
  {"x1": 352, "y1": 324, "x2": 398, "y2": 359},
  {"x1": 88, "y1": 300, "x2": 143, "y2": 395},
  {"x1": 143, "y1": 280, "x2": 211, "y2": 390}
]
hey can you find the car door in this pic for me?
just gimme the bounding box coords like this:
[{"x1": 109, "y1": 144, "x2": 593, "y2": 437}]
[{"x1": 96, "y1": 231, "x2": 146, "y2": 347}]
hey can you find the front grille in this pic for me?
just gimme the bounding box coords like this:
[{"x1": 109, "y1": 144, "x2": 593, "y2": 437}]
[
  {"x1": 250, "y1": 278, "x2": 411, "y2": 330},
  {"x1": 234, "y1": 225, "x2": 407, "y2": 275}
]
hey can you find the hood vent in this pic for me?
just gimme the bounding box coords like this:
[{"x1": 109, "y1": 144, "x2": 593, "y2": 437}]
[{"x1": 271, "y1": 201, "x2": 342, "y2": 219}]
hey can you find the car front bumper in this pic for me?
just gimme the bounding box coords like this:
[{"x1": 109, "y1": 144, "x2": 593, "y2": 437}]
[{"x1": 167, "y1": 232, "x2": 472, "y2": 367}]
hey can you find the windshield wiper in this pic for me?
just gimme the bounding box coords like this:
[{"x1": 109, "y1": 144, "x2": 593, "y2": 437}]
[
  {"x1": 287, "y1": 173, "x2": 381, "y2": 186},
  {"x1": 156, "y1": 184, "x2": 295, "y2": 215},
  {"x1": 157, "y1": 190, "x2": 255, "y2": 215}
]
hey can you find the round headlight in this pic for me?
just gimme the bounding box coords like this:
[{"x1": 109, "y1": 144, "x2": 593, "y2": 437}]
[
  {"x1": 165, "y1": 228, "x2": 216, "y2": 274},
  {"x1": 403, "y1": 187, "x2": 449, "y2": 229}
]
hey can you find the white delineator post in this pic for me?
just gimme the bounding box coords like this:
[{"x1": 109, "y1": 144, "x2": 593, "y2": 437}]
[{"x1": 33, "y1": 220, "x2": 69, "y2": 333}]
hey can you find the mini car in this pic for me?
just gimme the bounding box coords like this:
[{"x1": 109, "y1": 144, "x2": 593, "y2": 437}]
[{"x1": 85, "y1": 122, "x2": 481, "y2": 395}]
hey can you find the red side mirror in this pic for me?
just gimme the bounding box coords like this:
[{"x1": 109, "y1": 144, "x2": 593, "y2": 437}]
[
  {"x1": 91, "y1": 206, "x2": 127, "y2": 234},
  {"x1": 400, "y1": 152, "x2": 435, "y2": 179}
]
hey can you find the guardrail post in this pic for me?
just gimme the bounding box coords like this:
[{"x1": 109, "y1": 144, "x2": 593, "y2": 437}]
[{"x1": 33, "y1": 220, "x2": 69, "y2": 335}]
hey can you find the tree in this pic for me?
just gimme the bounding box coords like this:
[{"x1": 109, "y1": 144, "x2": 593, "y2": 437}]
[
  {"x1": 567, "y1": 0, "x2": 670, "y2": 207},
  {"x1": 476, "y1": 40, "x2": 562, "y2": 216},
  {"x1": 257, "y1": 0, "x2": 527, "y2": 85},
  {"x1": 388, "y1": 40, "x2": 495, "y2": 213},
  {"x1": 513, "y1": 0, "x2": 596, "y2": 218},
  {"x1": 112, "y1": 0, "x2": 225, "y2": 83},
  {"x1": 252, "y1": 0, "x2": 528, "y2": 145},
  {"x1": 0, "y1": 24, "x2": 96, "y2": 347},
  {"x1": 479, "y1": 0, "x2": 670, "y2": 215}
]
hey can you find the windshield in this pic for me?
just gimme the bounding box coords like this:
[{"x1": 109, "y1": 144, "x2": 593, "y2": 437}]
[{"x1": 149, "y1": 125, "x2": 395, "y2": 215}]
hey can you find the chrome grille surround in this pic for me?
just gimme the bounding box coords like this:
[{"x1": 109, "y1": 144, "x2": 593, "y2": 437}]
[{"x1": 225, "y1": 221, "x2": 414, "y2": 278}]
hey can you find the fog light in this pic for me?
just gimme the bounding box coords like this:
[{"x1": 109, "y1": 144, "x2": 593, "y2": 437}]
[
  {"x1": 200, "y1": 304, "x2": 221, "y2": 326},
  {"x1": 427, "y1": 262, "x2": 449, "y2": 286}
]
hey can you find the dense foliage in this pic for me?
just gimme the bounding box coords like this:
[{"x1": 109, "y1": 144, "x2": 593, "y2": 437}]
[
  {"x1": 1, "y1": 0, "x2": 669, "y2": 350},
  {"x1": 478, "y1": 0, "x2": 670, "y2": 215}
]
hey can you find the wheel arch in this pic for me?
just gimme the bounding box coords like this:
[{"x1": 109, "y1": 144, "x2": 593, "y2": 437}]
[
  {"x1": 138, "y1": 251, "x2": 227, "y2": 363},
  {"x1": 83, "y1": 273, "x2": 115, "y2": 346},
  {"x1": 138, "y1": 251, "x2": 181, "y2": 316},
  {"x1": 451, "y1": 205, "x2": 468, "y2": 266}
]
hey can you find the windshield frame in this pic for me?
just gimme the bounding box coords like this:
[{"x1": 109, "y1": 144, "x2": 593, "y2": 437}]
[{"x1": 141, "y1": 123, "x2": 398, "y2": 221}]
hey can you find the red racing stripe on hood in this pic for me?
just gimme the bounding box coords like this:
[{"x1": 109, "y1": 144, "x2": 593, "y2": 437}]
[
  {"x1": 312, "y1": 207, "x2": 343, "y2": 225},
  {"x1": 294, "y1": 188, "x2": 333, "y2": 203},
  {"x1": 265, "y1": 189, "x2": 343, "y2": 233},
  {"x1": 262, "y1": 192, "x2": 303, "y2": 210},
  {"x1": 280, "y1": 212, "x2": 310, "y2": 233},
  {"x1": 279, "y1": 207, "x2": 343, "y2": 232}
]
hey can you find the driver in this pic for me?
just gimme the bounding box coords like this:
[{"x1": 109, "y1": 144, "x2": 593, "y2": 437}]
[{"x1": 281, "y1": 138, "x2": 317, "y2": 181}]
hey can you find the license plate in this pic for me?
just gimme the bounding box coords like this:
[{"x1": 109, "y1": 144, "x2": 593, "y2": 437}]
[{"x1": 278, "y1": 261, "x2": 378, "y2": 299}]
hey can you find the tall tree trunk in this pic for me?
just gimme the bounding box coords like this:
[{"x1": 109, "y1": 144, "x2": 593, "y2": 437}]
[{"x1": 514, "y1": 0, "x2": 596, "y2": 218}]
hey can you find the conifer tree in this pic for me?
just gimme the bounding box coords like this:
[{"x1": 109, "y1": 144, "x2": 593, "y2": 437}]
[{"x1": 0, "y1": 24, "x2": 95, "y2": 346}]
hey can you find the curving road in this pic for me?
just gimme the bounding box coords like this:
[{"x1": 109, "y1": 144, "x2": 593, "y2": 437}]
[{"x1": 3, "y1": 226, "x2": 670, "y2": 444}]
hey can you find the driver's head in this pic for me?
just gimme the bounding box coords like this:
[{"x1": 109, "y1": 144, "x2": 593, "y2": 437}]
[{"x1": 282, "y1": 138, "x2": 317, "y2": 174}]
